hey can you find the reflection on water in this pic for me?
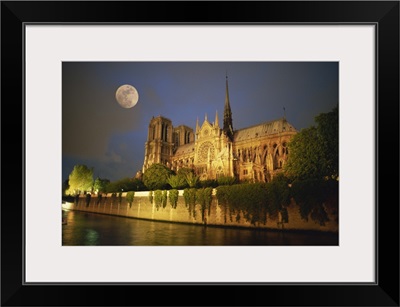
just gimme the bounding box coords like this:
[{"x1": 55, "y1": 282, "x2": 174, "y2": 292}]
[{"x1": 62, "y1": 210, "x2": 338, "y2": 246}]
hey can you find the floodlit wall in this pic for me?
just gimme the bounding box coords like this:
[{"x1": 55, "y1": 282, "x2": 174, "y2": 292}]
[{"x1": 63, "y1": 190, "x2": 338, "y2": 233}]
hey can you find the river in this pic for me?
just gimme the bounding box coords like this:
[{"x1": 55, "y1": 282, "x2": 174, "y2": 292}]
[{"x1": 62, "y1": 210, "x2": 338, "y2": 246}]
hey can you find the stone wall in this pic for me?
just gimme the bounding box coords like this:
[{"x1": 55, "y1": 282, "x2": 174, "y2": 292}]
[{"x1": 63, "y1": 190, "x2": 338, "y2": 233}]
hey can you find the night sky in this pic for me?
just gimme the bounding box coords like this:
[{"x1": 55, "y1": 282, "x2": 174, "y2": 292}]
[{"x1": 62, "y1": 62, "x2": 338, "y2": 182}]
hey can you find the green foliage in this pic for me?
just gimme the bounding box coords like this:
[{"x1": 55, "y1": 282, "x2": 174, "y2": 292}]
[
  {"x1": 169, "y1": 167, "x2": 193, "y2": 189},
  {"x1": 284, "y1": 126, "x2": 324, "y2": 180},
  {"x1": 162, "y1": 190, "x2": 168, "y2": 208},
  {"x1": 284, "y1": 106, "x2": 338, "y2": 181},
  {"x1": 106, "y1": 177, "x2": 145, "y2": 193},
  {"x1": 148, "y1": 191, "x2": 153, "y2": 204},
  {"x1": 291, "y1": 179, "x2": 338, "y2": 226},
  {"x1": 185, "y1": 172, "x2": 200, "y2": 188},
  {"x1": 132, "y1": 178, "x2": 147, "y2": 191},
  {"x1": 265, "y1": 174, "x2": 291, "y2": 220},
  {"x1": 217, "y1": 176, "x2": 237, "y2": 186},
  {"x1": 93, "y1": 177, "x2": 110, "y2": 194},
  {"x1": 199, "y1": 179, "x2": 218, "y2": 188},
  {"x1": 216, "y1": 183, "x2": 269, "y2": 225},
  {"x1": 168, "y1": 189, "x2": 179, "y2": 209},
  {"x1": 315, "y1": 106, "x2": 339, "y2": 179},
  {"x1": 143, "y1": 163, "x2": 174, "y2": 190},
  {"x1": 183, "y1": 188, "x2": 197, "y2": 218},
  {"x1": 66, "y1": 164, "x2": 94, "y2": 195},
  {"x1": 196, "y1": 188, "x2": 213, "y2": 221},
  {"x1": 177, "y1": 167, "x2": 195, "y2": 178},
  {"x1": 154, "y1": 190, "x2": 163, "y2": 210},
  {"x1": 126, "y1": 191, "x2": 135, "y2": 208},
  {"x1": 167, "y1": 175, "x2": 187, "y2": 189}
]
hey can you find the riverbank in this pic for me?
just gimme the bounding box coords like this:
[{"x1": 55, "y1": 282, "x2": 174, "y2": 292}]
[{"x1": 63, "y1": 190, "x2": 338, "y2": 233}]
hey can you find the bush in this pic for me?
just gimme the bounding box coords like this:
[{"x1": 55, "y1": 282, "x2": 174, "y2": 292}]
[
  {"x1": 217, "y1": 176, "x2": 236, "y2": 186},
  {"x1": 199, "y1": 179, "x2": 218, "y2": 188},
  {"x1": 167, "y1": 175, "x2": 187, "y2": 189},
  {"x1": 185, "y1": 172, "x2": 200, "y2": 188},
  {"x1": 143, "y1": 163, "x2": 174, "y2": 190}
]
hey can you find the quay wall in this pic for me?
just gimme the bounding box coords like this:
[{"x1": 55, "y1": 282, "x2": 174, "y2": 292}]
[{"x1": 63, "y1": 190, "x2": 338, "y2": 233}]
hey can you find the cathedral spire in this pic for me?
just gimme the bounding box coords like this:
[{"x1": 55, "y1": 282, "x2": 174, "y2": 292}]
[
  {"x1": 223, "y1": 74, "x2": 233, "y2": 140},
  {"x1": 215, "y1": 110, "x2": 219, "y2": 128},
  {"x1": 196, "y1": 117, "x2": 200, "y2": 132}
]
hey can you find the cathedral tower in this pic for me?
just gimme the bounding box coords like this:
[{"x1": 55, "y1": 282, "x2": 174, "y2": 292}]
[{"x1": 142, "y1": 116, "x2": 174, "y2": 172}]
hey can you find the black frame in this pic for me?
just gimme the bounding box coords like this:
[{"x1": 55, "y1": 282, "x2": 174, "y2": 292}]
[{"x1": 1, "y1": 1, "x2": 399, "y2": 306}]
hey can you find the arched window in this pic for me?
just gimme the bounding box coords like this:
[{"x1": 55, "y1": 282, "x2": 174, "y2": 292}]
[
  {"x1": 186, "y1": 131, "x2": 191, "y2": 144},
  {"x1": 165, "y1": 125, "x2": 169, "y2": 142}
]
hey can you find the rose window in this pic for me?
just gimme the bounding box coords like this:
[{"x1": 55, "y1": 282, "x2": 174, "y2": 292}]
[{"x1": 197, "y1": 141, "x2": 215, "y2": 163}]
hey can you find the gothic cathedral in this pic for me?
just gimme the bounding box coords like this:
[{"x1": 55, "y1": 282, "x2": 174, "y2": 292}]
[{"x1": 142, "y1": 76, "x2": 297, "y2": 183}]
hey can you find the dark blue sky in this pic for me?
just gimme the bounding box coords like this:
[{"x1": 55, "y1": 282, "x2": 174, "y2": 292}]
[{"x1": 62, "y1": 62, "x2": 338, "y2": 182}]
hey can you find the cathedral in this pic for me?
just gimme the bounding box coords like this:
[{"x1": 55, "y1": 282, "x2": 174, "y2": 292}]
[{"x1": 142, "y1": 77, "x2": 297, "y2": 183}]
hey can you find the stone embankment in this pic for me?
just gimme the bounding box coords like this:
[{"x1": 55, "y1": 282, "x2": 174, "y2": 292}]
[{"x1": 63, "y1": 190, "x2": 338, "y2": 233}]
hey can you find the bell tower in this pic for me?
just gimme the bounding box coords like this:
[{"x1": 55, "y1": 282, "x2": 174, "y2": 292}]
[{"x1": 142, "y1": 116, "x2": 174, "y2": 172}]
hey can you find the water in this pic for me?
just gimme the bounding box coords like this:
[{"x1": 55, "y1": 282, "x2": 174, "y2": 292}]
[{"x1": 62, "y1": 210, "x2": 338, "y2": 246}]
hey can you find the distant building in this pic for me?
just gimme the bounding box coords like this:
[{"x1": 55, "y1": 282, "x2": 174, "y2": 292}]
[{"x1": 142, "y1": 76, "x2": 297, "y2": 182}]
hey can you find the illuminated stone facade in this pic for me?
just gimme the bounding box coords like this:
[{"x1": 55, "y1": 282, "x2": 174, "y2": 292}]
[{"x1": 142, "y1": 77, "x2": 297, "y2": 182}]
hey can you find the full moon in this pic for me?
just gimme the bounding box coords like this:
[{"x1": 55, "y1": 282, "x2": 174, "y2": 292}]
[{"x1": 115, "y1": 84, "x2": 139, "y2": 108}]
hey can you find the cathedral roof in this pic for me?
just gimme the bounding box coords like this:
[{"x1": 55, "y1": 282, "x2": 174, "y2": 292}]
[
  {"x1": 173, "y1": 142, "x2": 195, "y2": 156},
  {"x1": 233, "y1": 118, "x2": 297, "y2": 142}
]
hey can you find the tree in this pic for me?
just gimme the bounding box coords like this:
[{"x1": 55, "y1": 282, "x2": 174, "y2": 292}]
[
  {"x1": 185, "y1": 172, "x2": 200, "y2": 188},
  {"x1": 93, "y1": 177, "x2": 110, "y2": 194},
  {"x1": 142, "y1": 163, "x2": 174, "y2": 190},
  {"x1": 284, "y1": 106, "x2": 339, "y2": 181},
  {"x1": 315, "y1": 106, "x2": 339, "y2": 179},
  {"x1": 106, "y1": 177, "x2": 146, "y2": 193},
  {"x1": 62, "y1": 179, "x2": 69, "y2": 196},
  {"x1": 176, "y1": 167, "x2": 194, "y2": 188},
  {"x1": 66, "y1": 164, "x2": 94, "y2": 195},
  {"x1": 167, "y1": 175, "x2": 187, "y2": 189}
]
